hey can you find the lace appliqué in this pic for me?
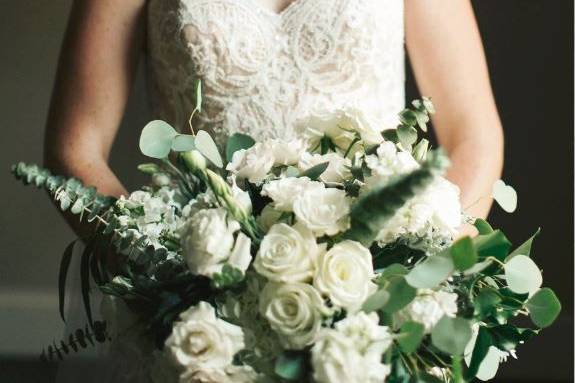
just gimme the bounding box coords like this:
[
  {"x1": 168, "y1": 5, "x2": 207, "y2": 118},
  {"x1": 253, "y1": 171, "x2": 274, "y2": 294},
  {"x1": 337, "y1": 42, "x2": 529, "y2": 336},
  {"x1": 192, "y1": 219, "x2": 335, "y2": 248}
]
[{"x1": 147, "y1": 0, "x2": 405, "y2": 146}]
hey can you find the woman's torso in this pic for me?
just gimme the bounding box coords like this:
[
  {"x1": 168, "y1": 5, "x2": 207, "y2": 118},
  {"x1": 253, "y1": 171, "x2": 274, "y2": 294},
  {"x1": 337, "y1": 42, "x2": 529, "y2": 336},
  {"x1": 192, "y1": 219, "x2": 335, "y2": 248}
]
[{"x1": 147, "y1": 0, "x2": 405, "y2": 145}]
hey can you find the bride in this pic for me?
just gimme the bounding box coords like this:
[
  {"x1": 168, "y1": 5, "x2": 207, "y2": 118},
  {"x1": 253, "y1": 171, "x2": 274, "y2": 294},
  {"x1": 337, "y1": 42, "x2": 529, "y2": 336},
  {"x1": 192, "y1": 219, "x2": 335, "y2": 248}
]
[{"x1": 46, "y1": 0, "x2": 503, "y2": 381}]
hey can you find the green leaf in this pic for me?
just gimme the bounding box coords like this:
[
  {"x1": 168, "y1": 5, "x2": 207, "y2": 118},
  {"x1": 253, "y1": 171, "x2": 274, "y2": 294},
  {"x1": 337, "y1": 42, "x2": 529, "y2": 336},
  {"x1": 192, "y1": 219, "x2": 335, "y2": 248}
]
[
  {"x1": 489, "y1": 325, "x2": 538, "y2": 351},
  {"x1": 274, "y1": 351, "x2": 307, "y2": 381},
  {"x1": 412, "y1": 139, "x2": 429, "y2": 163},
  {"x1": 380, "y1": 263, "x2": 409, "y2": 280},
  {"x1": 431, "y1": 316, "x2": 472, "y2": 356},
  {"x1": 526, "y1": 288, "x2": 561, "y2": 328},
  {"x1": 195, "y1": 130, "x2": 223, "y2": 168},
  {"x1": 285, "y1": 166, "x2": 300, "y2": 177},
  {"x1": 398, "y1": 321, "x2": 425, "y2": 354},
  {"x1": 473, "y1": 218, "x2": 494, "y2": 235},
  {"x1": 474, "y1": 230, "x2": 511, "y2": 262},
  {"x1": 504, "y1": 255, "x2": 542, "y2": 295},
  {"x1": 299, "y1": 162, "x2": 329, "y2": 181},
  {"x1": 382, "y1": 129, "x2": 399, "y2": 143},
  {"x1": 225, "y1": 133, "x2": 255, "y2": 163},
  {"x1": 58, "y1": 240, "x2": 77, "y2": 322},
  {"x1": 381, "y1": 277, "x2": 417, "y2": 313},
  {"x1": 405, "y1": 252, "x2": 454, "y2": 289},
  {"x1": 473, "y1": 289, "x2": 502, "y2": 317},
  {"x1": 450, "y1": 236, "x2": 478, "y2": 271},
  {"x1": 139, "y1": 120, "x2": 177, "y2": 159},
  {"x1": 171, "y1": 134, "x2": 196, "y2": 152},
  {"x1": 492, "y1": 179, "x2": 518, "y2": 213},
  {"x1": 362, "y1": 289, "x2": 390, "y2": 313},
  {"x1": 397, "y1": 125, "x2": 418, "y2": 150},
  {"x1": 507, "y1": 228, "x2": 541, "y2": 260},
  {"x1": 465, "y1": 327, "x2": 493, "y2": 380},
  {"x1": 344, "y1": 150, "x2": 450, "y2": 246}
]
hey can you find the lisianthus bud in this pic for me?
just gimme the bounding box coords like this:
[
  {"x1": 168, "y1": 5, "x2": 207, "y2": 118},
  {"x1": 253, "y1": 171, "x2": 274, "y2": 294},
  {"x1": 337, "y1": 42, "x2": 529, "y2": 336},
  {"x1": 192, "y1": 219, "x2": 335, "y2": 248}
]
[
  {"x1": 206, "y1": 169, "x2": 231, "y2": 197},
  {"x1": 181, "y1": 150, "x2": 207, "y2": 174}
]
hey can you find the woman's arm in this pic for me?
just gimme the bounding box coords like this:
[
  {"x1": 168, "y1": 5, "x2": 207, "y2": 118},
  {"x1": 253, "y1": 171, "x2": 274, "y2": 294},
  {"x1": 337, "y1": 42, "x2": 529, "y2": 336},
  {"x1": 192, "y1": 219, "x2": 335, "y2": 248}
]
[
  {"x1": 44, "y1": 0, "x2": 147, "y2": 237},
  {"x1": 405, "y1": 0, "x2": 504, "y2": 222}
]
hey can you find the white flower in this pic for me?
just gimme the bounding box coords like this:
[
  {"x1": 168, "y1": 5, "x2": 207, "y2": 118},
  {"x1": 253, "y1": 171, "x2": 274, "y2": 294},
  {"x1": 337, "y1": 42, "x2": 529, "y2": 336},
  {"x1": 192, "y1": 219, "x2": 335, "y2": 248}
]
[
  {"x1": 312, "y1": 312, "x2": 392, "y2": 383},
  {"x1": 254, "y1": 223, "x2": 324, "y2": 283},
  {"x1": 180, "y1": 365, "x2": 257, "y2": 383},
  {"x1": 259, "y1": 282, "x2": 330, "y2": 349},
  {"x1": 313, "y1": 240, "x2": 376, "y2": 312},
  {"x1": 397, "y1": 289, "x2": 458, "y2": 332},
  {"x1": 165, "y1": 302, "x2": 245, "y2": 371},
  {"x1": 364, "y1": 141, "x2": 419, "y2": 186},
  {"x1": 298, "y1": 152, "x2": 351, "y2": 184},
  {"x1": 180, "y1": 208, "x2": 252, "y2": 277},
  {"x1": 230, "y1": 177, "x2": 253, "y2": 214},
  {"x1": 295, "y1": 109, "x2": 383, "y2": 151},
  {"x1": 261, "y1": 177, "x2": 324, "y2": 212},
  {"x1": 293, "y1": 187, "x2": 350, "y2": 236},
  {"x1": 269, "y1": 138, "x2": 307, "y2": 166},
  {"x1": 226, "y1": 143, "x2": 275, "y2": 183}
]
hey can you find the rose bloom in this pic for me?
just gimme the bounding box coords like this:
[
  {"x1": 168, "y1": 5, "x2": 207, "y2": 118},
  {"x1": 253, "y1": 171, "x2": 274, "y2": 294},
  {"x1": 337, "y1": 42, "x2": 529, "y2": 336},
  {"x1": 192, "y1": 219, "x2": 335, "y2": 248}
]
[
  {"x1": 254, "y1": 223, "x2": 324, "y2": 283},
  {"x1": 293, "y1": 187, "x2": 350, "y2": 236},
  {"x1": 226, "y1": 142, "x2": 274, "y2": 183},
  {"x1": 180, "y1": 208, "x2": 252, "y2": 277},
  {"x1": 313, "y1": 240, "x2": 376, "y2": 312},
  {"x1": 261, "y1": 176, "x2": 324, "y2": 212},
  {"x1": 259, "y1": 282, "x2": 330, "y2": 349},
  {"x1": 165, "y1": 302, "x2": 245, "y2": 371}
]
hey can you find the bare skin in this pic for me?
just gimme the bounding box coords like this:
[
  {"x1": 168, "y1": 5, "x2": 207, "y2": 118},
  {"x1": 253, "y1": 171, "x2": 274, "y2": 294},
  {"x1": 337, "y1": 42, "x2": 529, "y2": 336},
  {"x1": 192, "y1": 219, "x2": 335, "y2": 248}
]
[{"x1": 44, "y1": 0, "x2": 503, "y2": 238}]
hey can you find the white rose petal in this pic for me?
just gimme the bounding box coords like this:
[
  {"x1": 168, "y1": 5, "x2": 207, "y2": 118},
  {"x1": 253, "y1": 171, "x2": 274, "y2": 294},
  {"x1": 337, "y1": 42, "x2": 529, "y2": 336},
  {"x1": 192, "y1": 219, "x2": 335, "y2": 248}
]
[
  {"x1": 165, "y1": 302, "x2": 245, "y2": 371},
  {"x1": 259, "y1": 282, "x2": 329, "y2": 349},
  {"x1": 226, "y1": 143, "x2": 275, "y2": 183},
  {"x1": 313, "y1": 240, "x2": 376, "y2": 312},
  {"x1": 293, "y1": 187, "x2": 350, "y2": 236},
  {"x1": 261, "y1": 177, "x2": 324, "y2": 212},
  {"x1": 254, "y1": 223, "x2": 323, "y2": 283}
]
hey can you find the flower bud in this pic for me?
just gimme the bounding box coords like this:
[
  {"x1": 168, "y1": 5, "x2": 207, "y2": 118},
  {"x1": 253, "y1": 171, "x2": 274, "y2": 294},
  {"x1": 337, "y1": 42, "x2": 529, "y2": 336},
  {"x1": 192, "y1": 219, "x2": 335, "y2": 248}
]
[{"x1": 181, "y1": 150, "x2": 207, "y2": 174}]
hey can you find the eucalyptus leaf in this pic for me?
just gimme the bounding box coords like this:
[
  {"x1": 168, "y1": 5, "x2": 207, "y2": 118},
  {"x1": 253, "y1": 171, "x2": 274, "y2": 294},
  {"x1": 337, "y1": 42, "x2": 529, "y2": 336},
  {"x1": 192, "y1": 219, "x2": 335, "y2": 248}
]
[
  {"x1": 474, "y1": 230, "x2": 511, "y2": 262},
  {"x1": 274, "y1": 351, "x2": 307, "y2": 381},
  {"x1": 492, "y1": 180, "x2": 518, "y2": 213},
  {"x1": 526, "y1": 288, "x2": 561, "y2": 328},
  {"x1": 504, "y1": 255, "x2": 542, "y2": 295},
  {"x1": 172, "y1": 134, "x2": 196, "y2": 152},
  {"x1": 450, "y1": 236, "x2": 478, "y2": 271},
  {"x1": 195, "y1": 130, "x2": 223, "y2": 168},
  {"x1": 431, "y1": 316, "x2": 472, "y2": 356},
  {"x1": 381, "y1": 277, "x2": 416, "y2": 313},
  {"x1": 405, "y1": 252, "x2": 454, "y2": 289},
  {"x1": 398, "y1": 321, "x2": 425, "y2": 354},
  {"x1": 362, "y1": 289, "x2": 390, "y2": 313},
  {"x1": 507, "y1": 228, "x2": 540, "y2": 260},
  {"x1": 299, "y1": 162, "x2": 329, "y2": 181},
  {"x1": 225, "y1": 133, "x2": 255, "y2": 163},
  {"x1": 473, "y1": 218, "x2": 494, "y2": 235},
  {"x1": 465, "y1": 327, "x2": 493, "y2": 380},
  {"x1": 139, "y1": 120, "x2": 177, "y2": 159}
]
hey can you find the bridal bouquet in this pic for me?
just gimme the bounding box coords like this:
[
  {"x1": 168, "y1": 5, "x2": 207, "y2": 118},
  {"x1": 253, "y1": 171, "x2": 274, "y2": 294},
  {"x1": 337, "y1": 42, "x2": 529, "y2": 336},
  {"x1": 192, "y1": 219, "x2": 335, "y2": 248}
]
[{"x1": 13, "y1": 96, "x2": 561, "y2": 383}]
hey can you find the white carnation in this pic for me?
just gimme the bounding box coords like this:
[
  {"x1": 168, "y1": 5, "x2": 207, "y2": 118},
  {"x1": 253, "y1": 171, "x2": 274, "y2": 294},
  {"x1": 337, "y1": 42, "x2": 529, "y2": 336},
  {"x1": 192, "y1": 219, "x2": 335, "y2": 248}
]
[
  {"x1": 259, "y1": 282, "x2": 330, "y2": 349},
  {"x1": 298, "y1": 152, "x2": 351, "y2": 184},
  {"x1": 261, "y1": 177, "x2": 324, "y2": 212},
  {"x1": 165, "y1": 302, "x2": 245, "y2": 371},
  {"x1": 254, "y1": 223, "x2": 323, "y2": 283},
  {"x1": 226, "y1": 143, "x2": 274, "y2": 183},
  {"x1": 397, "y1": 289, "x2": 458, "y2": 332},
  {"x1": 180, "y1": 208, "x2": 252, "y2": 277},
  {"x1": 313, "y1": 240, "x2": 376, "y2": 312},
  {"x1": 269, "y1": 138, "x2": 307, "y2": 166},
  {"x1": 312, "y1": 312, "x2": 392, "y2": 383},
  {"x1": 293, "y1": 187, "x2": 350, "y2": 236}
]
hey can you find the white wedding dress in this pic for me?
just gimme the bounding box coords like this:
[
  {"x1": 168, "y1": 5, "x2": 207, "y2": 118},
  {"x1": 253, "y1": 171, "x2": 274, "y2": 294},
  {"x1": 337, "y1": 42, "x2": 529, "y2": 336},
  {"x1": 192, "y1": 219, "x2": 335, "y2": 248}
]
[{"x1": 57, "y1": 0, "x2": 405, "y2": 381}]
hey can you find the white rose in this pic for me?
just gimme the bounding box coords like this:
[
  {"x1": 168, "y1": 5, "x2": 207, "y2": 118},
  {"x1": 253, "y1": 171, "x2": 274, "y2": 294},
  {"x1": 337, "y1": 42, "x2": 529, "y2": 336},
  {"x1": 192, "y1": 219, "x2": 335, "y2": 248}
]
[
  {"x1": 312, "y1": 312, "x2": 392, "y2": 383},
  {"x1": 180, "y1": 208, "x2": 252, "y2": 277},
  {"x1": 397, "y1": 289, "x2": 458, "y2": 333},
  {"x1": 269, "y1": 138, "x2": 307, "y2": 166},
  {"x1": 313, "y1": 240, "x2": 376, "y2": 312},
  {"x1": 293, "y1": 187, "x2": 350, "y2": 236},
  {"x1": 165, "y1": 302, "x2": 245, "y2": 371},
  {"x1": 226, "y1": 143, "x2": 274, "y2": 183},
  {"x1": 298, "y1": 152, "x2": 351, "y2": 184},
  {"x1": 180, "y1": 365, "x2": 257, "y2": 383},
  {"x1": 261, "y1": 177, "x2": 324, "y2": 212},
  {"x1": 259, "y1": 282, "x2": 330, "y2": 349},
  {"x1": 254, "y1": 223, "x2": 323, "y2": 283}
]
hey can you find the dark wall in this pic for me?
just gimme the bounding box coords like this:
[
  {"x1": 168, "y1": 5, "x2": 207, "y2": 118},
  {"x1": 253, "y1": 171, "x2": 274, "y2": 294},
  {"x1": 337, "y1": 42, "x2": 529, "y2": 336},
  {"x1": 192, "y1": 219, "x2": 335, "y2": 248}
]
[{"x1": 407, "y1": 1, "x2": 573, "y2": 381}]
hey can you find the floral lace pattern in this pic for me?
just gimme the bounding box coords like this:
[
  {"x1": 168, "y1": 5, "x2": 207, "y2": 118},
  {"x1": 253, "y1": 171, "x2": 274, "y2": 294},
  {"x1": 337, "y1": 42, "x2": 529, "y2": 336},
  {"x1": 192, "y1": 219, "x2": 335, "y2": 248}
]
[{"x1": 147, "y1": 0, "x2": 405, "y2": 146}]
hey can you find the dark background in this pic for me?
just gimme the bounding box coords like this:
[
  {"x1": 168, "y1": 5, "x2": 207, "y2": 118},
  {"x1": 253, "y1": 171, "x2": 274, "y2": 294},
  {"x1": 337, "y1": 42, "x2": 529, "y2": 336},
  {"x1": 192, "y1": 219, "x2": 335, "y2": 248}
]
[{"x1": 0, "y1": 0, "x2": 573, "y2": 382}]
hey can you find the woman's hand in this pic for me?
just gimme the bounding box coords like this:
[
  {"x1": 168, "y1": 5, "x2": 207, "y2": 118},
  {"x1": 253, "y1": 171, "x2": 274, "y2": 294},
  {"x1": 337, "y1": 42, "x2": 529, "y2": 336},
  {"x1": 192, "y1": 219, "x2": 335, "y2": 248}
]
[
  {"x1": 406, "y1": 0, "x2": 504, "y2": 220},
  {"x1": 44, "y1": 0, "x2": 146, "y2": 237}
]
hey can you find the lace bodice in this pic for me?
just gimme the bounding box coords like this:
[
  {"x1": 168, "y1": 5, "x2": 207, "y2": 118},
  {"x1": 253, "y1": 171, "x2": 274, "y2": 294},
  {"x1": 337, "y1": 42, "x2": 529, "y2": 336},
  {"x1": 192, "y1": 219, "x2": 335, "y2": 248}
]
[{"x1": 147, "y1": 0, "x2": 405, "y2": 146}]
